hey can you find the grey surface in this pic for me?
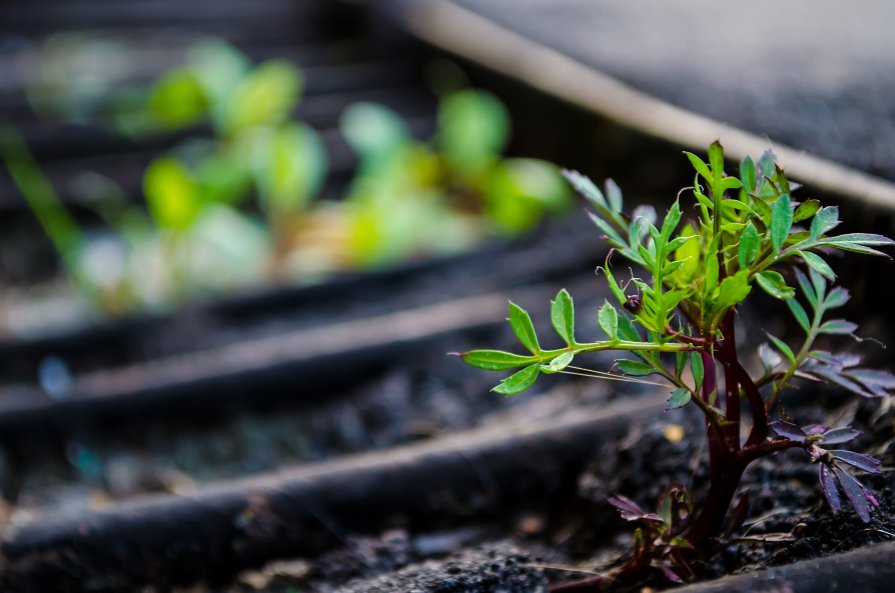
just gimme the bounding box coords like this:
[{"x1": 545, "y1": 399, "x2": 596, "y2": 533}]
[{"x1": 452, "y1": 0, "x2": 895, "y2": 180}]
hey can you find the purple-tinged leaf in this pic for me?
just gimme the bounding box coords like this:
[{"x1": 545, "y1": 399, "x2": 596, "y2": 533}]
[
  {"x1": 821, "y1": 427, "x2": 861, "y2": 445},
  {"x1": 812, "y1": 369, "x2": 879, "y2": 398},
  {"x1": 803, "y1": 423, "x2": 827, "y2": 435},
  {"x1": 844, "y1": 368, "x2": 895, "y2": 397},
  {"x1": 808, "y1": 350, "x2": 862, "y2": 369},
  {"x1": 823, "y1": 232, "x2": 895, "y2": 246},
  {"x1": 659, "y1": 564, "x2": 683, "y2": 584},
  {"x1": 831, "y1": 451, "x2": 882, "y2": 475},
  {"x1": 819, "y1": 464, "x2": 841, "y2": 513},
  {"x1": 818, "y1": 319, "x2": 858, "y2": 336},
  {"x1": 824, "y1": 287, "x2": 850, "y2": 309},
  {"x1": 833, "y1": 467, "x2": 877, "y2": 522},
  {"x1": 769, "y1": 420, "x2": 807, "y2": 443},
  {"x1": 607, "y1": 495, "x2": 662, "y2": 523}
]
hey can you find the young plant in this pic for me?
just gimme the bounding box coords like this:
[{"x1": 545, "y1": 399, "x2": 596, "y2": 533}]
[{"x1": 460, "y1": 142, "x2": 895, "y2": 586}]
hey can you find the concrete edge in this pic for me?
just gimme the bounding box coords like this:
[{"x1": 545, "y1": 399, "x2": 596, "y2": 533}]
[{"x1": 399, "y1": 0, "x2": 895, "y2": 212}]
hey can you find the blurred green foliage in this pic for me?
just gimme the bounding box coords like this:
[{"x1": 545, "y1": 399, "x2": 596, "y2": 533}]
[{"x1": 4, "y1": 39, "x2": 571, "y2": 322}]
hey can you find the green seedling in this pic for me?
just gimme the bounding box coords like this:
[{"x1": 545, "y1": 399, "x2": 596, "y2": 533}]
[{"x1": 461, "y1": 142, "x2": 895, "y2": 587}]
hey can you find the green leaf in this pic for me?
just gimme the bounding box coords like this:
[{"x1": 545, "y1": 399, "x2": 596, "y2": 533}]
[
  {"x1": 718, "y1": 177, "x2": 743, "y2": 192},
  {"x1": 541, "y1": 351, "x2": 574, "y2": 374},
  {"x1": 146, "y1": 67, "x2": 208, "y2": 128},
  {"x1": 439, "y1": 89, "x2": 509, "y2": 173},
  {"x1": 616, "y1": 360, "x2": 656, "y2": 376},
  {"x1": 340, "y1": 102, "x2": 410, "y2": 161},
  {"x1": 492, "y1": 364, "x2": 541, "y2": 396},
  {"x1": 755, "y1": 270, "x2": 795, "y2": 299},
  {"x1": 771, "y1": 194, "x2": 793, "y2": 253},
  {"x1": 674, "y1": 227, "x2": 700, "y2": 281},
  {"x1": 715, "y1": 270, "x2": 752, "y2": 311},
  {"x1": 810, "y1": 206, "x2": 840, "y2": 238},
  {"x1": 660, "y1": 200, "x2": 682, "y2": 241},
  {"x1": 818, "y1": 319, "x2": 858, "y2": 335},
  {"x1": 598, "y1": 300, "x2": 619, "y2": 339},
  {"x1": 563, "y1": 170, "x2": 607, "y2": 210},
  {"x1": 740, "y1": 155, "x2": 756, "y2": 191},
  {"x1": 221, "y1": 60, "x2": 302, "y2": 134},
  {"x1": 794, "y1": 268, "x2": 818, "y2": 309},
  {"x1": 708, "y1": 141, "x2": 724, "y2": 185},
  {"x1": 143, "y1": 157, "x2": 201, "y2": 230},
  {"x1": 508, "y1": 302, "x2": 540, "y2": 354},
  {"x1": 253, "y1": 122, "x2": 328, "y2": 212},
  {"x1": 798, "y1": 250, "x2": 836, "y2": 281},
  {"x1": 606, "y1": 179, "x2": 623, "y2": 212},
  {"x1": 767, "y1": 333, "x2": 796, "y2": 364},
  {"x1": 817, "y1": 233, "x2": 895, "y2": 257},
  {"x1": 793, "y1": 199, "x2": 820, "y2": 223},
  {"x1": 461, "y1": 350, "x2": 537, "y2": 371},
  {"x1": 551, "y1": 289, "x2": 576, "y2": 345},
  {"x1": 738, "y1": 222, "x2": 760, "y2": 268},
  {"x1": 690, "y1": 351, "x2": 704, "y2": 390},
  {"x1": 685, "y1": 152, "x2": 711, "y2": 182},
  {"x1": 667, "y1": 387, "x2": 692, "y2": 410},
  {"x1": 616, "y1": 314, "x2": 641, "y2": 342},
  {"x1": 809, "y1": 268, "x2": 827, "y2": 302},
  {"x1": 824, "y1": 287, "x2": 850, "y2": 309},
  {"x1": 786, "y1": 298, "x2": 811, "y2": 333}
]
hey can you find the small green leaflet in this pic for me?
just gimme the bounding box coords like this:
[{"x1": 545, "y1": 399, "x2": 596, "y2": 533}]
[
  {"x1": 793, "y1": 199, "x2": 820, "y2": 222},
  {"x1": 684, "y1": 152, "x2": 711, "y2": 182},
  {"x1": 740, "y1": 155, "x2": 756, "y2": 191},
  {"x1": 492, "y1": 364, "x2": 540, "y2": 396},
  {"x1": 541, "y1": 351, "x2": 574, "y2": 374},
  {"x1": 461, "y1": 350, "x2": 535, "y2": 370},
  {"x1": 616, "y1": 314, "x2": 641, "y2": 342},
  {"x1": 708, "y1": 141, "x2": 725, "y2": 191},
  {"x1": 771, "y1": 194, "x2": 793, "y2": 253},
  {"x1": 767, "y1": 333, "x2": 796, "y2": 364},
  {"x1": 714, "y1": 270, "x2": 752, "y2": 311},
  {"x1": 810, "y1": 206, "x2": 839, "y2": 238},
  {"x1": 756, "y1": 271, "x2": 795, "y2": 300},
  {"x1": 786, "y1": 298, "x2": 811, "y2": 333},
  {"x1": 738, "y1": 223, "x2": 760, "y2": 268},
  {"x1": 616, "y1": 359, "x2": 655, "y2": 376},
  {"x1": 551, "y1": 289, "x2": 576, "y2": 345},
  {"x1": 667, "y1": 388, "x2": 691, "y2": 410},
  {"x1": 598, "y1": 301, "x2": 618, "y2": 339},
  {"x1": 660, "y1": 200, "x2": 682, "y2": 241},
  {"x1": 562, "y1": 169, "x2": 607, "y2": 210},
  {"x1": 690, "y1": 351, "x2": 704, "y2": 390},
  {"x1": 508, "y1": 302, "x2": 540, "y2": 354},
  {"x1": 798, "y1": 250, "x2": 835, "y2": 281}
]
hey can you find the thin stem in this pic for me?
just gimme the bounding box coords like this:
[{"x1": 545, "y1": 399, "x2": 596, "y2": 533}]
[{"x1": 718, "y1": 312, "x2": 741, "y2": 447}]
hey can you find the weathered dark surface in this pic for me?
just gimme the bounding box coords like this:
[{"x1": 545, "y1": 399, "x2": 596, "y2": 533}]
[
  {"x1": 446, "y1": 0, "x2": 895, "y2": 182},
  {"x1": 675, "y1": 542, "x2": 895, "y2": 593},
  {"x1": 0, "y1": 396, "x2": 663, "y2": 592}
]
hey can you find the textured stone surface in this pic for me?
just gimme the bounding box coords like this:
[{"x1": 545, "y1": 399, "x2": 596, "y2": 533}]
[{"x1": 451, "y1": 0, "x2": 895, "y2": 180}]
